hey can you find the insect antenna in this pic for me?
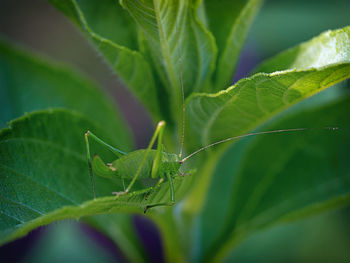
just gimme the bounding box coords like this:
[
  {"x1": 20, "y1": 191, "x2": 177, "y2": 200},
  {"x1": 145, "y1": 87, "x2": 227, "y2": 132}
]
[
  {"x1": 179, "y1": 46, "x2": 185, "y2": 159},
  {"x1": 181, "y1": 127, "x2": 338, "y2": 163},
  {"x1": 176, "y1": 20, "x2": 186, "y2": 159}
]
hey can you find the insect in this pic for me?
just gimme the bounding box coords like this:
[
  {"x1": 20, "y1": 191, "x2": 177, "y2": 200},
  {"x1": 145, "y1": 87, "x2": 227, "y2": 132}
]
[
  {"x1": 84, "y1": 120, "x2": 181, "y2": 213},
  {"x1": 84, "y1": 119, "x2": 330, "y2": 213}
]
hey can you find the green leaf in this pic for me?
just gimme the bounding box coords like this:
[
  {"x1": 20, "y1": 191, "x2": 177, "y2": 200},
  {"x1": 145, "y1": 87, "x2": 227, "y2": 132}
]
[
  {"x1": 0, "y1": 109, "x2": 191, "y2": 246},
  {"x1": 120, "y1": 0, "x2": 217, "y2": 119},
  {"x1": 198, "y1": 93, "x2": 350, "y2": 262},
  {"x1": 186, "y1": 63, "x2": 350, "y2": 150},
  {"x1": 183, "y1": 63, "x2": 350, "y2": 216},
  {"x1": 47, "y1": 0, "x2": 161, "y2": 118},
  {"x1": 255, "y1": 26, "x2": 350, "y2": 73},
  {"x1": 0, "y1": 38, "x2": 132, "y2": 151},
  {"x1": 205, "y1": 0, "x2": 263, "y2": 90},
  {"x1": 186, "y1": 27, "x2": 350, "y2": 150}
]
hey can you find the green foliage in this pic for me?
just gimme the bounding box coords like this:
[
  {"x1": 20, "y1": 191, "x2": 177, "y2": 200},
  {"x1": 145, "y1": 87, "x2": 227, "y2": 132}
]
[
  {"x1": 0, "y1": 39, "x2": 132, "y2": 148},
  {"x1": 198, "y1": 94, "x2": 350, "y2": 262},
  {"x1": 1, "y1": 0, "x2": 350, "y2": 261}
]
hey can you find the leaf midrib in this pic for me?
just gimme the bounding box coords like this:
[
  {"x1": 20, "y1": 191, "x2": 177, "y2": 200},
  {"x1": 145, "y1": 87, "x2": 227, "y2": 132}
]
[{"x1": 152, "y1": 0, "x2": 180, "y2": 93}]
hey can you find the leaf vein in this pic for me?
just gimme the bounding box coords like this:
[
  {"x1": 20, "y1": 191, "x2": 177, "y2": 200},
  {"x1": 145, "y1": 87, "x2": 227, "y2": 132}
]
[{"x1": 0, "y1": 163, "x2": 77, "y2": 205}]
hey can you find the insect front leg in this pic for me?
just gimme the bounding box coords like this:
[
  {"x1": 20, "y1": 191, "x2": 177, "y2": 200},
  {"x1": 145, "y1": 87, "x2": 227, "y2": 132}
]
[
  {"x1": 144, "y1": 172, "x2": 175, "y2": 213},
  {"x1": 113, "y1": 121, "x2": 166, "y2": 197},
  {"x1": 85, "y1": 131, "x2": 127, "y2": 198}
]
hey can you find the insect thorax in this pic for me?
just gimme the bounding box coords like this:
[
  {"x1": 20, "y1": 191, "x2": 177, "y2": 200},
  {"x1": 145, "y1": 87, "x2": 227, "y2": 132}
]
[
  {"x1": 112, "y1": 149, "x2": 180, "y2": 179},
  {"x1": 161, "y1": 152, "x2": 181, "y2": 176}
]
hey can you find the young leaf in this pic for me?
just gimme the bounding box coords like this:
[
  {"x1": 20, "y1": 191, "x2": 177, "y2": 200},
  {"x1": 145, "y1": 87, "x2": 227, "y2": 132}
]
[
  {"x1": 47, "y1": 0, "x2": 161, "y2": 118},
  {"x1": 198, "y1": 94, "x2": 350, "y2": 262},
  {"x1": 0, "y1": 109, "x2": 191, "y2": 246},
  {"x1": 205, "y1": 0, "x2": 263, "y2": 90},
  {"x1": 0, "y1": 39, "x2": 132, "y2": 151},
  {"x1": 187, "y1": 64, "x2": 350, "y2": 150},
  {"x1": 120, "y1": 0, "x2": 217, "y2": 118}
]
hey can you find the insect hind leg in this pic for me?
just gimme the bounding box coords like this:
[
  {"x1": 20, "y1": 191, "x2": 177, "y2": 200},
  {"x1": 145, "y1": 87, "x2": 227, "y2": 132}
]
[{"x1": 84, "y1": 131, "x2": 126, "y2": 199}]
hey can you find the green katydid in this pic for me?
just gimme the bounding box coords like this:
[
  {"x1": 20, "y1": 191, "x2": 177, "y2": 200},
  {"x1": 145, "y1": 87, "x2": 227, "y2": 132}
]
[
  {"x1": 85, "y1": 120, "x2": 181, "y2": 212},
  {"x1": 84, "y1": 119, "x2": 335, "y2": 213}
]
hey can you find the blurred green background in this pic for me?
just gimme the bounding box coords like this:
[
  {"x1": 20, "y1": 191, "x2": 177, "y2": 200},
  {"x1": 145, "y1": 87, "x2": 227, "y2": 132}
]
[{"x1": 0, "y1": 0, "x2": 349, "y2": 262}]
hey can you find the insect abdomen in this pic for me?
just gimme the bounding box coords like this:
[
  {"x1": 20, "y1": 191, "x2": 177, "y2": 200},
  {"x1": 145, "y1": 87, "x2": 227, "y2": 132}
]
[
  {"x1": 92, "y1": 155, "x2": 117, "y2": 179},
  {"x1": 112, "y1": 149, "x2": 157, "y2": 179}
]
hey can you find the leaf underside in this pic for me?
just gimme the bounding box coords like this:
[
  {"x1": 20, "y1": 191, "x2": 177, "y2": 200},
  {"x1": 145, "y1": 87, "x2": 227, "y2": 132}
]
[
  {"x1": 187, "y1": 63, "x2": 350, "y2": 149},
  {"x1": 186, "y1": 26, "x2": 350, "y2": 150}
]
